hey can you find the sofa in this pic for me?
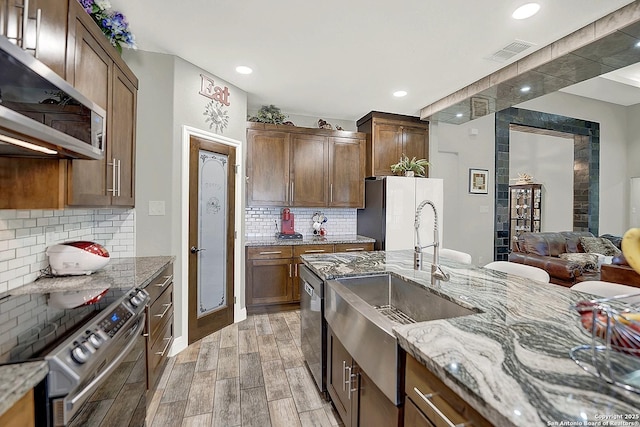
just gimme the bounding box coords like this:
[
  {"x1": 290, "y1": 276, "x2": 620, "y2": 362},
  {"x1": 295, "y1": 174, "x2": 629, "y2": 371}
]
[{"x1": 508, "y1": 231, "x2": 597, "y2": 287}]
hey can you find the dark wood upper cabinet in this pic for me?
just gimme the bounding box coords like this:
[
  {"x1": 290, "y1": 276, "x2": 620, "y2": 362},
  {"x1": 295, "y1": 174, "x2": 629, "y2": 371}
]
[
  {"x1": 66, "y1": 0, "x2": 138, "y2": 207},
  {"x1": 0, "y1": 0, "x2": 68, "y2": 77},
  {"x1": 329, "y1": 136, "x2": 365, "y2": 208},
  {"x1": 357, "y1": 111, "x2": 429, "y2": 177},
  {"x1": 246, "y1": 123, "x2": 366, "y2": 208}
]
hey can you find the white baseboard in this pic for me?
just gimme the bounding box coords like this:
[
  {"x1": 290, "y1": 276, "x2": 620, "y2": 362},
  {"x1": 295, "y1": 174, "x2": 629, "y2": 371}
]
[
  {"x1": 167, "y1": 335, "x2": 187, "y2": 357},
  {"x1": 235, "y1": 306, "x2": 247, "y2": 323}
]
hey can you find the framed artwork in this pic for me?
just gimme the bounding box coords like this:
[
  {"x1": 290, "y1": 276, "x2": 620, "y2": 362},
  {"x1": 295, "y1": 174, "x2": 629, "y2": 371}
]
[{"x1": 469, "y1": 169, "x2": 489, "y2": 194}]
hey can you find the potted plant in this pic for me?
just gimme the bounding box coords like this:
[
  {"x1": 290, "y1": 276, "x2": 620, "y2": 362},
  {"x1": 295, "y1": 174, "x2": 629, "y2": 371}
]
[{"x1": 390, "y1": 154, "x2": 430, "y2": 177}]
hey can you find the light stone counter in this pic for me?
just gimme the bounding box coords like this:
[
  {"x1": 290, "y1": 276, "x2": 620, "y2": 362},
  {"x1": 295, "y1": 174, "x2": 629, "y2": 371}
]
[
  {"x1": 301, "y1": 249, "x2": 640, "y2": 427},
  {"x1": 0, "y1": 361, "x2": 48, "y2": 417},
  {"x1": 245, "y1": 234, "x2": 375, "y2": 247}
]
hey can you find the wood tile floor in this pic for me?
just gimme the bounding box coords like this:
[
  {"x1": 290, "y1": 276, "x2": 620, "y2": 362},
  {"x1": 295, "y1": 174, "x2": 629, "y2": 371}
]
[{"x1": 147, "y1": 311, "x2": 344, "y2": 427}]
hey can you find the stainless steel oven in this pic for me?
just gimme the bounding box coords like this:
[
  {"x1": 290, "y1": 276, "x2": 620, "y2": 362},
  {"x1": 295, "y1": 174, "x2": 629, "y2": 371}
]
[
  {"x1": 300, "y1": 265, "x2": 326, "y2": 398},
  {"x1": 0, "y1": 284, "x2": 149, "y2": 426}
]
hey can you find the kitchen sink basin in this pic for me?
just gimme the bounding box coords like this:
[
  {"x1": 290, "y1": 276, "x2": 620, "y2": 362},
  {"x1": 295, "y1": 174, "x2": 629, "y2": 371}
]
[
  {"x1": 335, "y1": 273, "x2": 476, "y2": 325},
  {"x1": 324, "y1": 273, "x2": 479, "y2": 405}
]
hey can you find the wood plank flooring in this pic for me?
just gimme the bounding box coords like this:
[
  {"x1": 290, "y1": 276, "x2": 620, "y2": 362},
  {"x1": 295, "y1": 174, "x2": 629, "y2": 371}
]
[{"x1": 147, "y1": 311, "x2": 343, "y2": 427}]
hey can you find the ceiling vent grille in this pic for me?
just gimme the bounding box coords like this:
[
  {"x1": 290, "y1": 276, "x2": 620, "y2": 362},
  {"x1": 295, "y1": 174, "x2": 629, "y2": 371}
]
[{"x1": 486, "y1": 40, "x2": 535, "y2": 62}]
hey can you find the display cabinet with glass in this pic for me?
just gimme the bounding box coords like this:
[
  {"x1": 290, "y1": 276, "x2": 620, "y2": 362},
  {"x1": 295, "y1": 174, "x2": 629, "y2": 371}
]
[{"x1": 509, "y1": 184, "x2": 542, "y2": 250}]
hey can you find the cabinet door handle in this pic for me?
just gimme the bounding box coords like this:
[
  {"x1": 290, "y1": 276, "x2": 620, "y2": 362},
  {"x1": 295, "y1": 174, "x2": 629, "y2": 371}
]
[
  {"x1": 346, "y1": 366, "x2": 357, "y2": 400},
  {"x1": 21, "y1": 0, "x2": 29, "y2": 49},
  {"x1": 117, "y1": 159, "x2": 121, "y2": 197},
  {"x1": 259, "y1": 250, "x2": 282, "y2": 255},
  {"x1": 290, "y1": 181, "x2": 294, "y2": 203},
  {"x1": 289, "y1": 263, "x2": 292, "y2": 278},
  {"x1": 342, "y1": 361, "x2": 347, "y2": 391},
  {"x1": 33, "y1": 8, "x2": 41, "y2": 58},
  {"x1": 345, "y1": 247, "x2": 365, "y2": 252},
  {"x1": 155, "y1": 337, "x2": 172, "y2": 356},
  {"x1": 155, "y1": 302, "x2": 173, "y2": 319},
  {"x1": 108, "y1": 158, "x2": 117, "y2": 196},
  {"x1": 413, "y1": 386, "x2": 464, "y2": 427},
  {"x1": 156, "y1": 275, "x2": 173, "y2": 288},
  {"x1": 304, "y1": 249, "x2": 326, "y2": 253},
  {"x1": 294, "y1": 263, "x2": 298, "y2": 277},
  {"x1": 330, "y1": 183, "x2": 333, "y2": 203}
]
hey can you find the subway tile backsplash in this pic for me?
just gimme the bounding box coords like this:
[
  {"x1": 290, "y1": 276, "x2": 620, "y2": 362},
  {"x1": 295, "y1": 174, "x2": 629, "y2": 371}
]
[
  {"x1": 245, "y1": 207, "x2": 357, "y2": 237},
  {"x1": 0, "y1": 208, "x2": 135, "y2": 293}
]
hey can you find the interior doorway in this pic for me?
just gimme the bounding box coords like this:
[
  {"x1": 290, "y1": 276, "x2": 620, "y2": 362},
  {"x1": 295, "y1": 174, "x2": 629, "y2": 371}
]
[{"x1": 188, "y1": 134, "x2": 236, "y2": 344}]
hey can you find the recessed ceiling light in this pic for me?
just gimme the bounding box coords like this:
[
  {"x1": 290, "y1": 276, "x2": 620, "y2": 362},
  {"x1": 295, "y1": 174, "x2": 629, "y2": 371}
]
[
  {"x1": 512, "y1": 3, "x2": 540, "y2": 20},
  {"x1": 456, "y1": 113, "x2": 463, "y2": 118},
  {"x1": 636, "y1": 41, "x2": 640, "y2": 48},
  {"x1": 520, "y1": 86, "x2": 531, "y2": 93},
  {"x1": 393, "y1": 90, "x2": 407, "y2": 97},
  {"x1": 235, "y1": 65, "x2": 253, "y2": 74}
]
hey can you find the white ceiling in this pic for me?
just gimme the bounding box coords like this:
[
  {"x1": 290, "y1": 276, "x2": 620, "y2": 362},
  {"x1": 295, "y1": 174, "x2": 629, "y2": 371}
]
[{"x1": 109, "y1": 0, "x2": 638, "y2": 121}]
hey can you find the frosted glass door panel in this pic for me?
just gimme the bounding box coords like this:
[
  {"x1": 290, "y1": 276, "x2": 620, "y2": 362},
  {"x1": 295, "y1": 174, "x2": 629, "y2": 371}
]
[{"x1": 198, "y1": 151, "x2": 228, "y2": 318}]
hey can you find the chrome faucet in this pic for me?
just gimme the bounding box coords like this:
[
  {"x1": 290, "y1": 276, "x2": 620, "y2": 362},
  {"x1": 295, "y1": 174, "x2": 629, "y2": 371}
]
[{"x1": 414, "y1": 200, "x2": 450, "y2": 282}]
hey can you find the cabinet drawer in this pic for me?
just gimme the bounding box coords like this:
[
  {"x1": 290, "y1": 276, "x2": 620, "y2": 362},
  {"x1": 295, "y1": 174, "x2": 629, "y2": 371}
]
[
  {"x1": 247, "y1": 246, "x2": 293, "y2": 259},
  {"x1": 145, "y1": 263, "x2": 174, "y2": 303},
  {"x1": 335, "y1": 243, "x2": 374, "y2": 253},
  {"x1": 149, "y1": 284, "x2": 173, "y2": 341},
  {"x1": 147, "y1": 314, "x2": 173, "y2": 391},
  {"x1": 405, "y1": 355, "x2": 491, "y2": 427},
  {"x1": 293, "y1": 244, "x2": 334, "y2": 257}
]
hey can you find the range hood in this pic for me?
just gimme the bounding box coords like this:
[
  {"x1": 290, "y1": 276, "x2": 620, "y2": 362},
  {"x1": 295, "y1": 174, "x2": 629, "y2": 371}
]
[{"x1": 0, "y1": 36, "x2": 105, "y2": 159}]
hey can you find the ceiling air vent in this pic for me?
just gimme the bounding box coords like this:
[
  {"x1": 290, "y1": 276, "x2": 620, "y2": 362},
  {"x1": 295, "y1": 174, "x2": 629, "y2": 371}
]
[{"x1": 486, "y1": 40, "x2": 535, "y2": 62}]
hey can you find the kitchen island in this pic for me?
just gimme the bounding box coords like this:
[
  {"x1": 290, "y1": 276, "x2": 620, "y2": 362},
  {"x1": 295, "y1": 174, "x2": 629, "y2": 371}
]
[
  {"x1": 0, "y1": 256, "x2": 174, "y2": 419},
  {"x1": 301, "y1": 249, "x2": 640, "y2": 427}
]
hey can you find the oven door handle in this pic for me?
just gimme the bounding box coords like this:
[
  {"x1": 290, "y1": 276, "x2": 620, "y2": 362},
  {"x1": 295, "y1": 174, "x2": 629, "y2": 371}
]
[{"x1": 68, "y1": 314, "x2": 146, "y2": 409}]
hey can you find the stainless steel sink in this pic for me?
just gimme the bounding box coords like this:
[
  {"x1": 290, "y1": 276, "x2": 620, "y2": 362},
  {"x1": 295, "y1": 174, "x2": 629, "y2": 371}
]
[{"x1": 324, "y1": 273, "x2": 479, "y2": 405}]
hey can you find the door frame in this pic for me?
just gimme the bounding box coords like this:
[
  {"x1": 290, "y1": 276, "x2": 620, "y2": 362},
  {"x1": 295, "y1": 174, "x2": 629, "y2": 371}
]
[{"x1": 174, "y1": 125, "x2": 245, "y2": 355}]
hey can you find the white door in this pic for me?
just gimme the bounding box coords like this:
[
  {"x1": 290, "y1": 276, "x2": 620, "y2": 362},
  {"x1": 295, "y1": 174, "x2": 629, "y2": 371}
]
[{"x1": 631, "y1": 177, "x2": 640, "y2": 228}]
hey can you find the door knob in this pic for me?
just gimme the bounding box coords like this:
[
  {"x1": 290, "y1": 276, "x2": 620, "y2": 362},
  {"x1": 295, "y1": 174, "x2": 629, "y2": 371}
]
[{"x1": 190, "y1": 246, "x2": 206, "y2": 254}]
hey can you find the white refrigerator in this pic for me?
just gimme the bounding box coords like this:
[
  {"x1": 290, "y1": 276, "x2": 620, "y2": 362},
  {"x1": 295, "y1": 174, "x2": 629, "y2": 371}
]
[{"x1": 357, "y1": 176, "x2": 444, "y2": 251}]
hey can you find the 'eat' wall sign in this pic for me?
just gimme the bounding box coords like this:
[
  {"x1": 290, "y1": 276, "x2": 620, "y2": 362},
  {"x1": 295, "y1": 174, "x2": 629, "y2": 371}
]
[{"x1": 199, "y1": 74, "x2": 230, "y2": 133}]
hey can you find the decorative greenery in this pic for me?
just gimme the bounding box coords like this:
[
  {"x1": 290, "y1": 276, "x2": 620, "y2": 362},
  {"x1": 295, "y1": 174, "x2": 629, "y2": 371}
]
[
  {"x1": 78, "y1": 0, "x2": 136, "y2": 54},
  {"x1": 248, "y1": 105, "x2": 288, "y2": 124},
  {"x1": 390, "y1": 154, "x2": 430, "y2": 177}
]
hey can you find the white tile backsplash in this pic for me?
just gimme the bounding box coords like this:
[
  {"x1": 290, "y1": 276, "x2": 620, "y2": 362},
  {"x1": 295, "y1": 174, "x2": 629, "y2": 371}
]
[
  {"x1": 0, "y1": 208, "x2": 135, "y2": 293},
  {"x1": 245, "y1": 207, "x2": 357, "y2": 237}
]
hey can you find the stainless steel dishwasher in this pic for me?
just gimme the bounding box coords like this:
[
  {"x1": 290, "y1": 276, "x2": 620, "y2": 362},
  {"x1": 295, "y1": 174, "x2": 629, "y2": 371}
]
[{"x1": 300, "y1": 264, "x2": 327, "y2": 398}]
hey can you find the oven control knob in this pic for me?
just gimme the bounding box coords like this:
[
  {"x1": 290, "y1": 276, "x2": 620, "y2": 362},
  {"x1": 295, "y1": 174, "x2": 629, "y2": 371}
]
[
  {"x1": 130, "y1": 295, "x2": 142, "y2": 307},
  {"x1": 88, "y1": 333, "x2": 103, "y2": 349},
  {"x1": 71, "y1": 344, "x2": 90, "y2": 364}
]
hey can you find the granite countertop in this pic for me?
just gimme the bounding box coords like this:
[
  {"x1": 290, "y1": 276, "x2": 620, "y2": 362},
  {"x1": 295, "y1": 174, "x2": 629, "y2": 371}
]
[
  {"x1": 245, "y1": 234, "x2": 375, "y2": 247},
  {"x1": 11, "y1": 256, "x2": 174, "y2": 294},
  {"x1": 301, "y1": 250, "x2": 640, "y2": 427},
  {"x1": 0, "y1": 256, "x2": 174, "y2": 418},
  {"x1": 0, "y1": 361, "x2": 48, "y2": 417}
]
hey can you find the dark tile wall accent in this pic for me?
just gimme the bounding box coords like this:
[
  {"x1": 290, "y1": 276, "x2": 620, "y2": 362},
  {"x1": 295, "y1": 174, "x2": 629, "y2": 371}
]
[{"x1": 494, "y1": 108, "x2": 600, "y2": 261}]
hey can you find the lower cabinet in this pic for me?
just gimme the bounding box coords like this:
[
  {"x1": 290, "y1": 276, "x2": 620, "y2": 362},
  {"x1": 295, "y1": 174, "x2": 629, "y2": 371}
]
[
  {"x1": 145, "y1": 263, "x2": 174, "y2": 391},
  {"x1": 405, "y1": 353, "x2": 491, "y2": 427},
  {"x1": 246, "y1": 242, "x2": 373, "y2": 313},
  {"x1": 0, "y1": 389, "x2": 34, "y2": 427},
  {"x1": 327, "y1": 327, "x2": 400, "y2": 427}
]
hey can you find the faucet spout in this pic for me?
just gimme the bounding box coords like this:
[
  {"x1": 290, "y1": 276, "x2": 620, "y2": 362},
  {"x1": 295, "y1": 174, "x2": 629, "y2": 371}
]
[{"x1": 414, "y1": 200, "x2": 450, "y2": 282}]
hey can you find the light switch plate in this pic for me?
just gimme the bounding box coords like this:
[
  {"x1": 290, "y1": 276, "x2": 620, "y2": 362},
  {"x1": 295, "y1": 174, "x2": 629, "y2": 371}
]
[{"x1": 149, "y1": 201, "x2": 166, "y2": 216}]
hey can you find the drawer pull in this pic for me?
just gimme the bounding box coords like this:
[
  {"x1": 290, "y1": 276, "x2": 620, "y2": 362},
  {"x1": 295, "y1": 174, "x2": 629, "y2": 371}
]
[
  {"x1": 155, "y1": 302, "x2": 173, "y2": 319},
  {"x1": 305, "y1": 249, "x2": 327, "y2": 253},
  {"x1": 413, "y1": 387, "x2": 466, "y2": 427},
  {"x1": 156, "y1": 274, "x2": 173, "y2": 288},
  {"x1": 155, "y1": 337, "x2": 172, "y2": 357},
  {"x1": 259, "y1": 250, "x2": 282, "y2": 255},
  {"x1": 345, "y1": 247, "x2": 365, "y2": 252}
]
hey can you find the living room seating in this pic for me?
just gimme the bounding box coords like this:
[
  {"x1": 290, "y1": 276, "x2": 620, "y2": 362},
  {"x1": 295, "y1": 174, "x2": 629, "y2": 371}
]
[{"x1": 509, "y1": 231, "x2": 640, "y2": 288}]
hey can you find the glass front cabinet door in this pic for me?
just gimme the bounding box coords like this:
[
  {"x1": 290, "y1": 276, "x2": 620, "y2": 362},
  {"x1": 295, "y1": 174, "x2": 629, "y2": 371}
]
[{"x1": 509, "y1": 184, "x2": 542, "y2": 250}]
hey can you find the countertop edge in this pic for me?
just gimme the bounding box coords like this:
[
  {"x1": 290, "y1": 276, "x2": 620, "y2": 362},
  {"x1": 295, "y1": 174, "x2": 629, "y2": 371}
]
[
  {"x1": 245, "y1": 235, "x2": 375, "y2": 247},
  {"x1": 0, "y1": 361, "x2": 48, "y2": 418}
]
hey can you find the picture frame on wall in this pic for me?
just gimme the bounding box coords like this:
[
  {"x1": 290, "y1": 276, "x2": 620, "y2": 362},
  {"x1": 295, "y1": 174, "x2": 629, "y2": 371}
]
[{"x1": 469, "y1": 168, "x2": 489, "y2": 194}]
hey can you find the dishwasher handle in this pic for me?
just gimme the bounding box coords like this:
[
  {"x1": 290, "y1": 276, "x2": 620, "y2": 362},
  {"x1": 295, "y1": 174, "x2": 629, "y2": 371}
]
[{"x1": 304, "y1": 282, "x2": 314, "y2": 297}]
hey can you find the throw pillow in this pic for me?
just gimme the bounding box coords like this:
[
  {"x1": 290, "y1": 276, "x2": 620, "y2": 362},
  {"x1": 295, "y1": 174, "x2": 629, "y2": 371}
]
[
  {"x1": 579, "y1": 236, "x2": 622, "y2": 257},
  {"x1": 559, "y1": 253, "x2": 599, "y2": 272}
]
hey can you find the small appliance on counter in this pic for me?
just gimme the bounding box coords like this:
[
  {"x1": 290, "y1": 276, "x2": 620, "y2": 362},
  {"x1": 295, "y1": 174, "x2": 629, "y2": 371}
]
[
  {"x1": 277, "y1": 208, "x2": 303, "y2": 240},
  {"x1": 46, "y1": 241, "x2": 111, "y2": 275}
]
